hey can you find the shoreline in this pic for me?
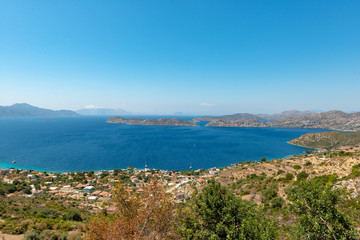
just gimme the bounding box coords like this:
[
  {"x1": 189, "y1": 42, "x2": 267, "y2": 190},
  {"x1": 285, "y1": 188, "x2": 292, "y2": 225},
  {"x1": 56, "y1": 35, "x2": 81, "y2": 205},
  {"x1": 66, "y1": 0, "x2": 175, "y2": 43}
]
[{"x1": 0, "y1": 150, "x2": 310, "y2": 174}]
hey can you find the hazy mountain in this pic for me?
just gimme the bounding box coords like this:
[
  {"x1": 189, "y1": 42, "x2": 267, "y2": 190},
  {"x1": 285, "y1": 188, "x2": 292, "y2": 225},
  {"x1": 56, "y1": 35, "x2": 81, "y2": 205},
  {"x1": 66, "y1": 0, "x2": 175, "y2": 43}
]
[
  {"x1": 206, "y1": 110, "x2": 360, "y2": 131},
  {"x1": 193, "y1": 113, "x2": 262, "y2": 122},
  {"x1": 257, "y1": 110, "x2": 314, "y2": 120},
  {"x1": 194, "y1": 110, "x2": 316, "y2": 122},
  {"x1": 0, "y1": 103, "x2": 79, "y2": 117},
  {"x1": 76, "y1": 107, "x2": 131, "y2": 116}
]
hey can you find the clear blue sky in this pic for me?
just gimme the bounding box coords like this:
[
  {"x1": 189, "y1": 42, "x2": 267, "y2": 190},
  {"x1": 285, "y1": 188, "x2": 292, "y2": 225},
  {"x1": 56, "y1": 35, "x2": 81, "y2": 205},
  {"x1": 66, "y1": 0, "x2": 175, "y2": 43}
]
[{"x1": 1, "y1": 1, "x2": 359, "y2": 115}]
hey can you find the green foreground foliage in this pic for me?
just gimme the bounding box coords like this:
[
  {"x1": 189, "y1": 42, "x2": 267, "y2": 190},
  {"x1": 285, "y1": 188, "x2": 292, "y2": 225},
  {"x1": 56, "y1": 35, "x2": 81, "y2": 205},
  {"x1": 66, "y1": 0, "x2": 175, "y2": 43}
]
[
  {"x1": 288, "y1": 175, "x2": 357, "y2": 239},
  {"x1": 178, "y1": 179, "x2": 277, "y2": 239},
  {"x1": 85, "y1": 174, "x2": 360, "y2": 239}
]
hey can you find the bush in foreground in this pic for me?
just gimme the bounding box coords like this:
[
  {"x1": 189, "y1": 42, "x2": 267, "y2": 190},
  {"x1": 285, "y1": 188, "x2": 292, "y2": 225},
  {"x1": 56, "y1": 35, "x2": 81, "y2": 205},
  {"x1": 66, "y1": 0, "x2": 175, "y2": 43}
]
[
  {"x1": 86, "y1": 179, "x2": 178, "y2": 240},
  {"x1": 288, "y1": 176, "x2": 357, "y2": 239},
  {"x1": 177, "y1": 179, "x2": 277, "y2": 239}
]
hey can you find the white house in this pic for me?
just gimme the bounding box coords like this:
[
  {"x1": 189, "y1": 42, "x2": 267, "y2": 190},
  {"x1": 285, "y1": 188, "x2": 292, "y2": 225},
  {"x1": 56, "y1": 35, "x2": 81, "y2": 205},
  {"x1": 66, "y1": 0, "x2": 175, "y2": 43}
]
[
  {"x1": 88, "y1": 196, "x2": 98, "y2": 201},
  {"x1": 84, "y1": 186, "x2": 94, "y2": 193}
]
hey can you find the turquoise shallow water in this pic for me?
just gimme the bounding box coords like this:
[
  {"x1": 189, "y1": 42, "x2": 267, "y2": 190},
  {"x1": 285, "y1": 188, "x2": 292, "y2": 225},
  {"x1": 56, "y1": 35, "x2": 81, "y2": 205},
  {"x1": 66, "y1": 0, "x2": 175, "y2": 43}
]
[{"x1": 0, "y1": 116, "x2": 327, "y2": 172}]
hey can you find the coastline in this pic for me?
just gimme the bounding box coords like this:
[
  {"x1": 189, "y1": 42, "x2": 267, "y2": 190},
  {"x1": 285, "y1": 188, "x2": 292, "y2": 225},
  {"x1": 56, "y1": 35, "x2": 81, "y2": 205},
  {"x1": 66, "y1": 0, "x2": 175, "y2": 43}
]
[
  {"x1": 0, "y1": 149, "x2": 310, "y2": 174},
  {"x1": 286, "y1": 141, "x2": 320, "y2": 151}
]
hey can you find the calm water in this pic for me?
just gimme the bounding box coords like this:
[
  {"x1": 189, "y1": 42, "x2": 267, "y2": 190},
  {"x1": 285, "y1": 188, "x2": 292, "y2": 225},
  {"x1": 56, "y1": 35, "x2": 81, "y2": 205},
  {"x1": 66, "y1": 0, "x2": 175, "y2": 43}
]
[{"x1": 0, "y1": 116, "x2": 327, "y2": 172}]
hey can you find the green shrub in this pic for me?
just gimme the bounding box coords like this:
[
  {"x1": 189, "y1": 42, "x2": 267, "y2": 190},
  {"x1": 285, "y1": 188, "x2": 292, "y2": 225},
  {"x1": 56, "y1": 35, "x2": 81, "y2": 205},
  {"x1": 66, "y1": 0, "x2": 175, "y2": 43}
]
[
  {"x1": 305, "y1": 149, "x2": 313, "y2": 154},
  {"x1": 34, "y1": 208, "x2": 60, "y2": 219},
  {"x1": 293, "y1": 165, "x2": 302, "y2": 170},
  {"x1": 262, "y1": 185, "x2": 278, "y2": 204},
  {"x1": 288, "y1": 178, "x2": 356, "y2": 239},
  {"x1": 24, "y1": 229, "x2": 41, "y2": 240},
  {"x1": 285, "y1": 173, "x2": 294, "y2": 181},
  {"x1": 63, "y1": 209, "x2": 82, "y2": 221},
  {"x1": 270, "y1": 197, "x2": 284, "y2": 208},
  {"x1": 351, "y1": 164, "x2": 360, "y2": 177},
  {"x1": 297, "y1": 171, "x2": 309, "y2": 181},
  {"x1": 304, "y1": 161, "x2": 312, "y2": 166},
  {"x1": 178, "y1": 179, "x2": 278, "y2": 239}
]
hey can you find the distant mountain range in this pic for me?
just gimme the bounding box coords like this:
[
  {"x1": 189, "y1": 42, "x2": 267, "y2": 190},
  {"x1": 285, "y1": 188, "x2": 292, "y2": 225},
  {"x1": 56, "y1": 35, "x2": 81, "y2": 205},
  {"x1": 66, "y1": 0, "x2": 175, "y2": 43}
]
[
  {"x1": 76, "y1": 107, "x2": 131, "y2": 116},
  {"x1": 193, "y1": 110, "x2": 313, "y2": 122},
  {"x1": 0, "y1": 103, "x2": 79, "y2": 117},
  {"x1": 257, "y1": 110, "x2": 314, "y2": 120},
  {"x1": 2, "y1": 104, "x2": 360, "y2": 131}
]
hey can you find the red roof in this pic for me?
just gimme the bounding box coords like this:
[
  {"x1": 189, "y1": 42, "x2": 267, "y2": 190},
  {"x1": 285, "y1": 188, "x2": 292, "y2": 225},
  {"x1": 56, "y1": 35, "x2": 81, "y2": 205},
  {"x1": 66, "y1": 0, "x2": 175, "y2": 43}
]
[{"x1": 196, "y1": 178, "x2": 206, "y2": 183}]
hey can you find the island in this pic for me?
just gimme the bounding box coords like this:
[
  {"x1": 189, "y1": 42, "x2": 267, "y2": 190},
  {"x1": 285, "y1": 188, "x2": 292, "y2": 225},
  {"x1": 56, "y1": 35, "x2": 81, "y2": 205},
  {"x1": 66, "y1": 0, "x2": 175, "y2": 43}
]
[{"x1": 106, "y1": 116, "x2": 198, "y2": 126}]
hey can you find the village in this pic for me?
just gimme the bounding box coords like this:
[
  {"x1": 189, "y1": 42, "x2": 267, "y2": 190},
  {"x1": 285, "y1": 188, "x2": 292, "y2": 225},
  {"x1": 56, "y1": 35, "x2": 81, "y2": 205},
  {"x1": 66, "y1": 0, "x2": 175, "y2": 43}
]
[{"x1": 0, "y1": 165, "x2": 224, "y2": 213}]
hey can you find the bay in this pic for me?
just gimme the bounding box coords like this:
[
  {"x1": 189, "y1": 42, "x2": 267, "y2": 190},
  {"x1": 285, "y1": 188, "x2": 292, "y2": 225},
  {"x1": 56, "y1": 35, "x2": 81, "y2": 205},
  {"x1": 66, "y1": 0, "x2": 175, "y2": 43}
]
[{"x1": 0, "y1": 116, "x2": 328, "y2": 172}]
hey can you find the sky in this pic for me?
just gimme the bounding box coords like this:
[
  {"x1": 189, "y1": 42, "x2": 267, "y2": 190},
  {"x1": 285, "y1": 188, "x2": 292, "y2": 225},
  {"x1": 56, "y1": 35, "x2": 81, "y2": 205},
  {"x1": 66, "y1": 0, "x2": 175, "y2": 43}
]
[{"x1": 1, "y1": 1, "x2": 359, "y2": 115}]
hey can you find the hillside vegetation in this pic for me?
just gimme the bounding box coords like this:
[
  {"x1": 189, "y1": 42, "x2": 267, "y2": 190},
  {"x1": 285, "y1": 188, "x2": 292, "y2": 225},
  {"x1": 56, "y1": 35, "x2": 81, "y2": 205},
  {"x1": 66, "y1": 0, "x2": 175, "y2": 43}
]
[{"x1": 289, "y1": 131, "x2": 360, "y2": 150}]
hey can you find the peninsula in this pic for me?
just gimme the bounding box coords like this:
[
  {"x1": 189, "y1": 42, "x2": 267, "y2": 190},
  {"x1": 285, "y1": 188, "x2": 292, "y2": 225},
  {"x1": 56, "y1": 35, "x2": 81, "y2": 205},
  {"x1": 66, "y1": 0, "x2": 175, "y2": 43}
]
[
  {"x1": 204, "y1": 110, "x2": 360, "y2": 131},
  {"x1": 106, "y1": 116, "x2": 197, "y2": 126},
  {"x1": 289, "y1": 131, "x2": 360, "y2": 151}
]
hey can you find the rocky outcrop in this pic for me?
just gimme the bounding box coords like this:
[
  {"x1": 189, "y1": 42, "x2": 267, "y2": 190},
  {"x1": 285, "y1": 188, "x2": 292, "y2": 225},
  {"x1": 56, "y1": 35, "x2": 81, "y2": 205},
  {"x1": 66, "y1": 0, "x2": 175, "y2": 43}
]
[
  {"x1": 106, "y1": 117, "x2": 197, "y2": 126},
  {"x1": 206, "y1": 119, "x2": 268, "y2": 127},
  {"x1": 271, "y1": 111, "x2": 360, "y2": 131}
]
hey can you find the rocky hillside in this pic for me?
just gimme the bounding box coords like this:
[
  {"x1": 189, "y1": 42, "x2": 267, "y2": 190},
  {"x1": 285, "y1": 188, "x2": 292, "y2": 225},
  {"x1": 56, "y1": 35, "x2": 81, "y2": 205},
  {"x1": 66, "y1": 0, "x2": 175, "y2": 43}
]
[
  {"x1": 257, "y1": 110, "x2": 313, "y2": 120},
  {"x1": 289, "y1": 131, "x2": 360, "y2": 150},
  {"x1": 206, "y1": 119, "x2": 268, "y2": 127},
  {"x1": 193, "y1": 113, "x2": 262, "y2": 122},
  {"x1": 270, "y1": 110, "x2": 360, "y2": 131},
  {"x1": 205, "y1": 110, "x2": 360, "y2": 131},
  {"x1": 193, "y1": 110, "x2": 313, "y2": 122},
  {"x1": 106, "y1": 116, "x2": 197, "y2": 126},
  {"x1": 217, "y1": 152, "x2": 360, "y2": 206}
]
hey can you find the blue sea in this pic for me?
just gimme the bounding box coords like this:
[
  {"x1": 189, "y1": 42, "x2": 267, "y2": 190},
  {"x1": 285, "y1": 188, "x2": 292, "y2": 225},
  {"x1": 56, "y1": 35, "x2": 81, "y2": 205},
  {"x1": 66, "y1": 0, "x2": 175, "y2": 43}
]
[{"x1": 0, "y1": 116, "x2": 328, "y2": 172}]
